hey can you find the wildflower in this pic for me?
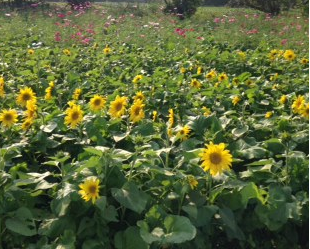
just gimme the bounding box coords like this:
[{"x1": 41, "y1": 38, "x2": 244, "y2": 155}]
[
  {"x1": 0, "y1": 77, "x2": 5, "y2": 97},
  {"x1": 0, "y1": 109, "x2": 18, "y2": 128},
  {"x1": 78, "y1": 177, "x2": 100, "y2": 204},
  {"x1": 206, "y1": 70, "x2": 217, "y2": 80},
  {"x1": 292, "y1": 95, "x2": 305, "y2": 114},
  {"x1": 232, "y1": 96, "x2": 241, "y2": 106},
  {"x1": 187, "y1": 175, "x2": 198, "y2": 190},
  {"x1": 16, "y1": 87, "x2": 36, "y2": 107},
  {"x1": 265, "y1": 111, "x2": 273, "y2": 119},
  {"x1": 72, "y1": 89, "x2": 82, "y2": 101},
  {"x1": 279, "y1": 95, "x2": 287, "y2": 105},
  {"x1": 300, "y1": 58, "x2": 309, "y2": 65},
  {"x1": 132, "y1": 75, "x2": 143, "y2": 84},
  {"x1": 218, "y1": 73, "x2": 228, "y2": 82},
  {"x1": 129, "y1": 99, "x2": 145, "y2": 123},
  {"x1": 199, "y1": 142, "x2": 233, "y2": 176},
  {"x1": 103, "y1": 45, "x2": 111, "y2": 55},
  {"x1": 283, "y1": 50, "x2": 296, "y2": 61},
  {"x1": 176, "y1": 125, "x2": 191, "y2": 141},
  {"x1": 133, "y1": 91, "x2": 145, "y2": 102},
  {"x1": 202, "y1": 106, "x2": 211, "y2": 117},
  {"x1": 108, "y1": 95, "x2": 128, "y2": 118},
  {"x1": 63, "y1": 49, "x2": 71, "y2": 56},
  {"x1": 190, "y1": 78, "x2": 202, "y2": 89},
  {"x1": 28, "y1": 49, "x2": 35, "y2": 55},
  {"x1": 168, "y1": 108, "x2": 174, "y2": 128},
  {"x1": 64, "y1": 104, "x2": 84, "y2": 129},
  {"x1": 89, "y1": 95, "x2": 106, "y2": 112},
  {"x1": 152, "y1": 110, "x2": 158, "y2": 122}
]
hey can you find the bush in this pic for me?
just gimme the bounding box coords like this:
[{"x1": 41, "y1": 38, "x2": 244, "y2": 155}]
[{"x1": 163, "y1": 0, "x2": 203, "y2": 19}]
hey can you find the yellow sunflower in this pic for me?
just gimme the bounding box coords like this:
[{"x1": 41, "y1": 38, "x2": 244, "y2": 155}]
[
  {"x1": 176, "y1": 125, "x2": 191, "y2": 141},
  {"x1": 197, "y1": 66, "x2": 203, "y2": 75},
  {"x1": 45, "y1": 81, "x2": 55, "y2": 100},
  {"x1": 232, "y1": 78, "x2": 240, "y2": 86},
  {"x1": 22, "y1": 118, "x2": 33, "y2": 131},
  {"x1": 265, "y1": 111, "x2": 273, "y2": 119},
  {"x1": 205, "y1": 70, "x2": 217, "y2": 80},
  {"x1": 63, "y1": 49, "x2": 71, "y2": 56},
  {"x1": 108, "y1": 95, "x2": 128, "y2": 118},
  {"x1": 129, "y1": 99, "x2": 145, "y2": 123},
  {"x1": 232, "y1": 96, "x2": 241, "y2": 106},
  {"x1": 133, "y1": 91, "x2": 145, "y2": 102},
  {"x1": 283, "y1": 50, "x2": 296, "y2": 61},
  {"x1": 152, "y1": 110, "x2": 158, "y2": 122},
  {"x1": 103, "y1": 46, "x2": 111, "y2": 55},
  {"x1": 300, "y1": 58, "x2": 309, "y2": 65},
  {"x1": 300, "y1": 103, "x2": 309, "y2": 119},
  {"x1": 0, "y1": 77, "x2": 5, "y2": 97},
  {"x1": 28, "y1": 49, "x2": 35, "y2": 55},
  {"x1": 16, "y1": 87, "x2": 36, "y2": 107},
  {"x1": 279, "y1": 95, "x2": 288, "y2": 105},
  {"x1": 180, "y1": 67, "x2": 186, "y2": 74},
  {"x1": 73, "y1": 88, "x2": 82, "y2": 100},
  {"x1": 168, "y1": 108, "x2": 174, "y2": 128},
  {"x1": 132, "y1": 75, "x2": 143, "y2": 84},
  {"x1": 0, "y1": 109, "x2": 18, "y2": 128},
  {"x1": 190, "y1": 79, "x2": 202, "y2": 89},
  {"x1": 218, "y1": 73, "x2": 228, "y2": 82},
  {"x1": 78, "y1": 177, "x2": 100, "y2": 204},
  {"x1": 64, "y1": 104, "x2": 84, "y2": 129},
  {"x1": 199, "y1": 142, "x2": 233, "y2": 176},
  {"x1": 202, "y1": 106, "x2": 211, "y2": 117},
  {"x1": 187, "y1": 175, "x2": 198, "y2": 190},
  {"x1": 292, "y1": 95, "x2": 306, "y2": 114},
  {"x1": 237, "y1": 51, "x2": 246, "y2": 61},
  {"x1": 89, "y1": 95, "x2": 106, "y2": 112}
]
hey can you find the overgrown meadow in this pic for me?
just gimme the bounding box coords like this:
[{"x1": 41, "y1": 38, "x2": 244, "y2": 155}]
[{"x1": 0, "y1": 3, "x2": 309, "y2": 248}]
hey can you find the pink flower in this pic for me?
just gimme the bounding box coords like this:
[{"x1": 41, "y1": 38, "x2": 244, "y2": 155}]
[
  {"x1": 246, "y1": 29, "x2": 259, "y2": 35},
  {"x1": 229, "y1": 18, "x2": 236, "y2": 23},
  {"x1": 55, "y1": 32, "x2": 62, "y2": 42},
  {"x1": 58, "y1": 13, "x2": 65, "y2": 18},
  {"x1": 214, "y1": 17, "x2": 220, "y2": 23},
  {"x1": 281, "y1": 39, "x2": 288, "y2": 45}
]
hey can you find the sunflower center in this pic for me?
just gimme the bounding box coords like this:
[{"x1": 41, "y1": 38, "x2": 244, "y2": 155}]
[
  {"x1": 71, "y1": 111, "x2": 80, "y2": 120},
  {"x1": 134, "y1": 107, "x2": 141, "y2": 116},
  {"x1": 115, "y1": 103, "x2": 123, "y2": 111},
  {"x1": 88, "y1": 185, "x2": 97, "y2": 194},
  {"x1": 22, "y1": 93, "x2": 31, "y2": 101},
  {"x1": 4, "y1": 114, "x2": 13, "y2": 121},
  {"x1": 210, "y1": 152, "x2": 222, "y2": 165},
  {"x1": 94, "y1": 99, "x2": 101, "y2": 106},
  {"x1": 180, "y1": 130, "x2": 185, "y2": 135}
]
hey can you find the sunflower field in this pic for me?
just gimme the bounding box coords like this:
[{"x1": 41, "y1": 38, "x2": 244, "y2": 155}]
[{"x1": 0, "y1": 3, "x2": 309, "y2": 249}]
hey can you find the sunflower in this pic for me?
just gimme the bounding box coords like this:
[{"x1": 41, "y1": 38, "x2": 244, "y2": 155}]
[
  {"x1": 283, "y1": 50, "x2": 296, "y2": 61},
  {"x1": 22, "y1": 118, "x2": 33, "y2": 131},
  {"x1": 152, "y1": 110, "x2": 158, "y2": 121},
  {"x1": 78, "y1": 177, "x2": 100, "y2": 204},
  {"x1": 300, "y1": 58, "x2": 309, "y2": 65},
  {"x1": 103, "y1": 46, "x2": 111, "y2": 55},
  {"x1": 237, "y1": 51, "x2": 246, "y2": 60},
  {"x1": 300, "y1": 103, "x2": 309, "y2": 119},
  {"x1": 133, "y1": 91, "x2": 145, "y2": 102},
  {"x1": 168, "y1": 108, "x2": 174, "y2": 128},
  {"x1": 0, "y1": 77, "x2": 5, "y2": 97},
  {"x1": 292, "y1": 95, "x2": 306, "y2": 114},
  {"x1": 132, "y1": 75, "x2": 143, "y2": 84},
  {"x1": 45, "y1": 81, "x2": 55, "y2": 100},
  {"x1": 28, "y1": 49, "x2": 35, "y2": 55},
  {"x1": 16, "y1": 87, "x2": 36, "y2": 107},
  {"x1": 64, "y1": 104, "x2": 84, "y2": 129},
  {"x1": 265, "y1": 111, "x2": 273, "y2": 119},
  {"x1": 89, "y1": 95, "x2": 106, "y2": 112},
  {"x1": 218, "y1": 73, "x2": 228, "y2": 82},
  {"x1": 187, "y1": 175, "x2": 198, "y2": 190},
  {"x1": 279, "y1": 95, "x2": 288, "y2": 105},
  {"x1": 176, "y1": 125, "x2": 191, "y2": 141},
  {"x1": 108, "y1": 95, "x2": 128, "y2": 118},
  {"x1": 73, "y1": 88, "x2": 82, "y2": 100},
  {"x1": 0, "y1": 109, "x2": 18, "y2": 128},
  {"x1": 63, "y1": 49, "x2": 71, "y2": 56},
  {"x1": 232, "y1": 96, "x2": 241, "y2": 106},
  {"x1": 202, "y1": 106, "x2": 211, "y2": 117},
  {"x1": 232, "y1": 78, "x2": 240, "y2": 86},
  {"x1": 180, "y1": 67, "x2": 186, "y2": 74},
  {"x1": 197, "y1": 66, "x2": 203, "y2": 75},
  {"x1": 199, "y1": 142, "x2": 233, "y2": 176},
  {"x1": 25, "y1": 99, "x2": 38, "y2": 119},
  {"x1": 205, "y1": 70, "x2": 217, "y2": 80},
  {"x1": 129, "y1": 99, "x2": 145, "y2": 123},
  {"x1": 190, "y1": 79, "x2": 202, "y2": 89}
]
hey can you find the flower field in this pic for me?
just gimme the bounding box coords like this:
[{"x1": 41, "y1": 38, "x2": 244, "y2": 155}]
[{"x1": 0, "y1": 3, "x2": 309, "y2": 248}]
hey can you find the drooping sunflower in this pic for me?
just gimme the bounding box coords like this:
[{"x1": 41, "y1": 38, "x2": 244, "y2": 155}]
[
  {"x1": 199, "y1": 142, "x2": 233, "y2": 176},
  {"x1": 168, "y1": 108, "x2": 174, "y2": 128},
  {"x1": 279, "y1": 95, "x2": 288, "y2": 105},
  {"x1": 265, "y1": 111, "x2": 273, "y2": 119},
  {"x1": 16, "y1": 87, "x2": 36, "y2": 107},
  {"x1": 45, "y1": 81, "x2": 55, "y2": 100},
  {"x1": 152, "y1": 110, "x2": 158, "y2": 122},
  {"x1": 108, "y1": 95, "x2": 128, "y2": 118},
  {"x1": 0, "y1": 109, "x2": 18, "y2": 128},
  {"x1": 197, "y1": 66, "x2": 203, "y2": 75},
  {"x1": 21, "y1": 118, "x2": 33, "y2": 131},
  {"x1": 176, "y1": 125, "x2": 191, "y2": 141},
  {"x1": 0, "y1": 77, "x2": 5, "y2": 98},
  {"x1": 89, "y1": 95, "x2": 106, "y2": 112},
  {"x1": 64, "y1": 104, "x2": 84, "y2": 129},
  {"x1": 78, "y1": 177, "x2": 100, "y2": 204},
  {"x1": 130, "y1": 99, "x2": 145, "y2": 123},
  {"x1": 292, "y1": 95, "x2": 306, "y2": 114},
  {"x1": 73, "y1": 88, "x2": 82, "y2": 100},
  {"x1": 133, "y1": 91, "x2": 145, "y2": 102},
  {"x1": 300, "y1": 103, "x2": 309, "y2": 119},
  {"x1": 283, "y1": 49, "x2": 296, "y2": 61},
  {"x1": 132, "y1": 75, "x2": 143, "y2": 84},
  {"x1": 202, "y1": 106, "x2": 211, "y2": 117},
  {"x1": 187, "y1": 175, "x2": 198, "y2": 190}
]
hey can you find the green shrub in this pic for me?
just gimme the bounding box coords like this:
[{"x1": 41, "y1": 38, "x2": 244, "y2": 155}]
[{"x1": 163, "y1": 0, "x2": 203, "y2": 19}]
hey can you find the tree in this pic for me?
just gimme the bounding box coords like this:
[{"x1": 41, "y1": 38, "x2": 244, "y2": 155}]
[{"x1": 163, "y1": 0, "x2": 203, "y2": 19}]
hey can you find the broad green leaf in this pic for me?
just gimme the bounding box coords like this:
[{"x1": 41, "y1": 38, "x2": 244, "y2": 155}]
[
  {"x1": 240, "y1": 182, "x2": 265, "y2": 207},
  {"x1": 5, "y1": 218, "x2": 37, "y2": 236},
  {"x1": 114, "y1": 226, "x2": 149, "y2": 249},
  {"x1": 232, "y1": 125, "x2": 248, "y2": 138},
  {"x1": 219, "y1": 207, "x2": 245, "y2": 240}
]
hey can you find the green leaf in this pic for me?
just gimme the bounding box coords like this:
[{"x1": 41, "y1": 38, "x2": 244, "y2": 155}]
[
  {"x1": 5, "y1": 218, "x2": 37, "y2": 236},
  {"x1": 111, "y1": 182, "x2": 149, "y2": 214},
  {"x1": 95, "y1": 196, "x2": 107, "y2": 214},
  {"x1": 115, "y1": 226, "x2": 149, "y2": 249},
  {"x1": 219, "y1": 207, "x2": 245, "y2": 241},
  {"x1": 84, "y1": 146, "x2": 109, "y2": 157},
  {"x1": 240, "y1": 182, "x2": 265, "y2": 207},
  {"x1": 232, "y1": 125, "x2": 248, "y2": 138},
  {"x1": 264, "y1": 138, "x2": 285, "y2": 155}
]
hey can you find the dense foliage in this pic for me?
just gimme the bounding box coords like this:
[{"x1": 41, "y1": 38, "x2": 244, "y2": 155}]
[
  {"x1": 163, "y1": 0, "x2": 203, "y2": 18},
  {"x1": 0, "y1": 3, "x2": 308, "y2": 249}
]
